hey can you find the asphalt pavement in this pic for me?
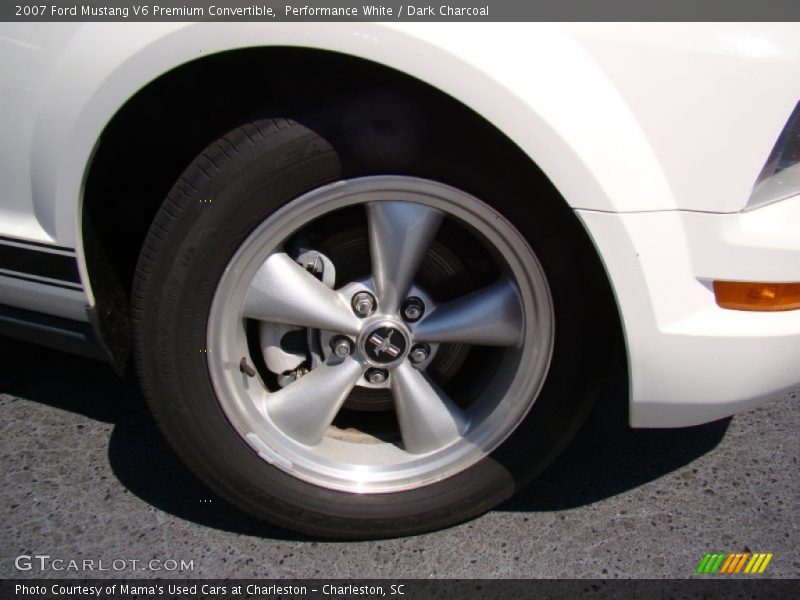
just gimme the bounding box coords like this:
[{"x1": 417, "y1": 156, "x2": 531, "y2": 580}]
[{"x1": 1, "y1": 337, "x2": 797, "y2": 579}]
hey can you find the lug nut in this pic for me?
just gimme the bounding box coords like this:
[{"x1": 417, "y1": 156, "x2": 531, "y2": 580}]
[
  {"x1": 401, "y1": 297, "x2": 425, "y2": 322},
  {"x1": 409, "y1": 344, "x2": 430, "y2": 364},
  {"x1": 405, "y1": 306, "x2": 421, "y2": 320},
  {"x1": 366, "y1": 368, "x2": 388, "y2": 385},
  {"x1": 352, "y1": 291, "x2": 376, "y2": 318},
  {"x1": 331, "y1": 336, "x2": 353, "y2": 357}
]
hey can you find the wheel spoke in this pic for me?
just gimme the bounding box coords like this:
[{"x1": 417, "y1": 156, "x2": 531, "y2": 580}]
[
  {"x1": 263, "y1": 356, "x2": 364, "y2": 446},
  {"x1": 412, "y1": 278, "x2": 524, "y2": 347},
  {"x1": 368, "y1": 201, "x2": 444, "y2": 314},
  {"x1": 391, "y1": 361, "x2": 467, "y2": 454},
  {"x1": 243, "y1": 253, "x2": 361, "y2": 334}
]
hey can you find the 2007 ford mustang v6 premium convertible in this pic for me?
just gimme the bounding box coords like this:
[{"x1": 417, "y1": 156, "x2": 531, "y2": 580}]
[{"x1": 0, "y1": 22, "x2": 798, "y2": 538}]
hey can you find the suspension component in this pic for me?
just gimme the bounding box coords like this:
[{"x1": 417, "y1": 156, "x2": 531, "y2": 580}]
[
  {"x1": 295, "y1": 249, "x2": 336, "y2": 287},
  {"x1": 277, "y1": 366, "x2": 308, "y2": 388}
]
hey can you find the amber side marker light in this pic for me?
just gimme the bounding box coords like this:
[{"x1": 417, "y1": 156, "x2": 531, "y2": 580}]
[{"x1": 714, "y1": 281, "x2": 800, "y2": 311}]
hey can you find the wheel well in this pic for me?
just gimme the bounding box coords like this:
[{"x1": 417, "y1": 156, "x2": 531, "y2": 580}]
[{"x1": 82, "y1": 46, "x2": 623, "y2": 375}]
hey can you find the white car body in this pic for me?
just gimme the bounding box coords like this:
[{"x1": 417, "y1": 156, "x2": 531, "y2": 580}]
[{"x1": 1, "y1": 22, "x2": 799, "y2": 427}]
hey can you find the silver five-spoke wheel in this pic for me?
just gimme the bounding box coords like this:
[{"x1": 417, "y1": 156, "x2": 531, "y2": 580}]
[{"x1": 207, "y1": 176, "x2": 554, "y2": 493}]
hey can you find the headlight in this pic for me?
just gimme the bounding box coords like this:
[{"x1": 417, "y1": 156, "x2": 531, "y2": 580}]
[{"x1": 746, "y1": 101, "x2": 800, "y2": 211}]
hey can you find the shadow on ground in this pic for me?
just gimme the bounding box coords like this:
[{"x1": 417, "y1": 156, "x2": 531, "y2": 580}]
[{"x1": 0, "y1": 337, "x2": 729, "y2": 538}]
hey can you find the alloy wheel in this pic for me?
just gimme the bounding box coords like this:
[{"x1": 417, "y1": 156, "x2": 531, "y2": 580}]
[{"x1": 206, "y1": 176, "x2": 554, "y2": 493}]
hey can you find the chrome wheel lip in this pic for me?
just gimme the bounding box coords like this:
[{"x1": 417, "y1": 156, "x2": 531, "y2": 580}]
[{"x1": 206, "y1": 176, "x2": 555, "y2": 493}]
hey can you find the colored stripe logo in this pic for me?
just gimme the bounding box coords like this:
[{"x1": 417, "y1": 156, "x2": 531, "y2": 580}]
[{"x1": 696, "y1": 552, "x2": 773, "y2": 574}]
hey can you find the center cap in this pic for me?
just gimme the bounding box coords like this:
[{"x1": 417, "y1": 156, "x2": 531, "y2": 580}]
[{"x1": 363, "y1": 326, "x2": 408, "y2": 365}]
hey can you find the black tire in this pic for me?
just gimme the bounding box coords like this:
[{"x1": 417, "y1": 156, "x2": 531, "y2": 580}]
[{"x1": 132, "y1": 117, "x2": 617, "y2": 539}]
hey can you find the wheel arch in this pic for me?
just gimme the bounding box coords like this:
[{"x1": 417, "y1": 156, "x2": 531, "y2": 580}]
[
  {"x1": 65, "y1": 24, "x2": 627, "y2": 382},
  {"x1": 30, "y1": 23, "x2": 674, "y2": 240}
]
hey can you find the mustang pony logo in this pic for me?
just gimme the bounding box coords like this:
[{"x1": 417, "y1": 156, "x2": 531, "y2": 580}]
[{"x1": 369, "y1": 330, "x2": 401, "y2": 358}]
